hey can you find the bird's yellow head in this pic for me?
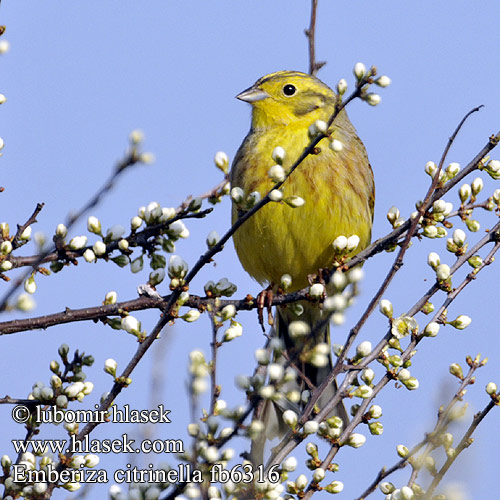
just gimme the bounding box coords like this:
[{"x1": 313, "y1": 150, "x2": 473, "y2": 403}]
[{"x1": 236, "y1": 71, "x2": 335, "y2": 129}]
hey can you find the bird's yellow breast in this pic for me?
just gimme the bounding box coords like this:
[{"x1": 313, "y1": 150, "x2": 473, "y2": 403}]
[{"x1": 230, "y1": 113, "x2": 374, "y2": 292}]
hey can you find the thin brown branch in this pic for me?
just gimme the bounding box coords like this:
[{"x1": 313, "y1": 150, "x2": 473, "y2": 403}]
[
  {"x1": 0, "y1": 146, "x2": 143, "y2": 312},
  {"x1": 10, "y1": 203, "x2": 45, "y2": 250},
  {"x1": 305, "y1": 0, "x2": 326, "y2": 75}
]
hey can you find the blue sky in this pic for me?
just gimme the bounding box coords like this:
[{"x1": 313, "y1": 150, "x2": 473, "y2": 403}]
[{"x1": 1, "y1": 2, "x2": 499, "y2": 499}]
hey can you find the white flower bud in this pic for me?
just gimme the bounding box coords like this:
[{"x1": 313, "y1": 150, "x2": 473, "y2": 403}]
[
  {"x1": 206, "y1": 230, "x2": 220, "y2": 248},
  {"x1": 427, "y1": 252, "x2": 440, "y2": 269},
  {"x1": 346, "y1": 433, "x2": 366, "y2": 448},
  {"x1": 214, "y1": 151, "x2": 229, "y2": 173},
  {"x1": 387, "y1": 206, "x2": 400, "y2": 224},
  {"x1": 376, "y1": 75, "x2": 391, "y2": 87},
  {"x1": 309, "y1": 283, "x2": 324, "y2": 299},
  {"x1": 424, "y1": 322, "x2": 440, "y2": 337},
  {"x1": 121, "y1": 315, "x2": 141, "y2": 334},
  {"x1": 398, "y1": 368, "x2": 411, "y2": 382},
  {"x1": 0, "y1": 260, "x2": 12, "y2": 271},
  {"x1": 295, "y1": 474, "x2": 308, "y2": 490},
  {"x1": 83, "y1": 249, "x2": 96, "y2": 263},
  {"x1": 20, "y1": 226, "x2": 32, "y2": 240},
  {"x1": 369, "y1": 404, "x2": 382, "y2": 419},
  {"x1": 182, "y1": 309, "x2": 200, "y2": 323},
  {"x1": 451, "y1": 315, "x2": 471, "y2": 330},
  {"x1": 347, "y1": 234, "x2": 360, "y2": 251},
  {"x1": 433, "y1": 199, "x2": 447, "y2": 213},
  {"x1": 353, "y1": 62, "x2": 366, "y2": 80},
  {"x1": 303, "y1": 420, "x2": 319, "y2": 435},
  {"x1": 356, "y1": 341, "x2": 372, "y2": 357},
  {"x1": 323, "y1": 293, "x2": 347, "y2": 311},
  {"x1": 118, "y1": 239, "x2": 129, "y2": 251},
  {"x1": 93, "y1": 241, "x2": 107, "y2": 256},
  {"x1": 326, "y1": 481, "x2": 344, "y2": 494},
  {"x1": 24, "y1": 276, "x2": 36, "y2": 294},
  {"x1": 401, "y1": 486, "x2": 414, "y2": 500},
  {"x1": 452, "y1": 229, "x2": 466, "y2": 246},
  {"x1": 280, "y1": 273, "x2": 292, "y2": 290},
  {"x1": 404, "y1": 377, "x2": 419, "y2": 390},
  {"x1": 259, "y1": 385, "x2": 275, "y2": 399},
  {"x1": 361, "y1": 368, "x2": 375, "y2": 384},
  {"x1": 486, "y1": 382, "x2": 497, "y2": 395},
  {"x1": 272, "y1": 146, "x2": 286, "y2": 164},
  {"x1": 282, "y1": 410, "x2": 298, "y2": 428},
  {"x1": 0, "y1": 240, "x2": 12, "y2": 254},
  {"x1": 471, "y1": 177, "x2": 483, "y2": 195},
  {"x1": 130, "y1": 256, "x2": 144, "y2": 273},
  {"x1": 330, "y1": 139, "x2": 343, "y2": 152},
  {"x1": 268, "y1": 164, "x2": 286, "y2": 182},
  {"x1": 255, "y1": 348, "x2": 270, "y2": 365},
  {"x1": 459, "y1": 183, "x2": 471, "y2": 203},
  {"x1": 446, "y1": 162, "x2": 460, "y2": 177},
  {"x1": 16, "y1": 293, "x2": 35, "y2": 311},
  {"x1": 309, "y1": 119, "x2": 327, "y2": 137},
  {"x1": 223, "y1": 322, "x2": 243, "y2": 341},
  {"x1": 269, "y1": 189, "x2": 283, "y2": 202},
  {"x1": 247, "y1": 191, "x2": 261, "y2": 207},
  {"x1": 267, "y1": 363, "x2": 283, "y2": 381},
  {"x1": 87, "y1": 216, "x2": 101, "y2": 235},
  {"x1": 336, "y1": 78, "x2": 347, "y2": 94},
  {"x1": 84, "y1": 454, "x2": 99, "y2": 468},
  {"x1": 69, "y1": 236, "x2": 87, "y2": 250},
  {"x1": 365, "y1": 93, "x2": 381, "y2": 106},
  {"x1": 0, "y1": 94, "x2": 6, "y2": 105},
  {"x1": 288, "y1": 321, "x2": 311, "y2": 339},
  {"x1": 130, "y1": 216, "x2": 143, "y2": 231},
  {"x1": 220, "y1": 304, "x2": 236, "y2": 320},
  {"x1": 425, "y1": 161, "x2": 437, "y2": 176},
  {"x1": 282, "y1": 456, "x2": 297, "y2": 472},
  {"x1": 168, "y1": 255, "x2": 188, "y2": 279},
  {"x1": 379, "y1": 299, "x2": 393, "y2": 318},
  {"x1": 285, "y1": 195, "x2": 305, "y2": 208},
  {"x1": 435, "y1": 263, "x2": 451, "y2": 280},
  {"x1": 332, "y1": 235, "x2": 348, "y2": 251},
  {"x1": 65, "y1": 382, "x2": 84, "y2": 398},
  {"x1": 313, "y1": 468, "x2": 325, "y2": 483}
]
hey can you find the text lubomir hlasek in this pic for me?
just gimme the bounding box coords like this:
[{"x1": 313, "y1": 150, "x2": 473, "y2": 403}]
[{"x1": 34, "y1": 404, "x2": 171, "y2": 424}]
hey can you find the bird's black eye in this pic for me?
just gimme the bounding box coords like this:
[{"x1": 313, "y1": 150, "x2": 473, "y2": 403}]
[{"x1": 283, "y1": 84, "x2": 296, "y2": 96}]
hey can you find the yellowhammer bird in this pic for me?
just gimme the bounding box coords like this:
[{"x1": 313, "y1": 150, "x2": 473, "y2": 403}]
[{"x1": 230, "y1": 71, "x2": 374, "y2": 462}]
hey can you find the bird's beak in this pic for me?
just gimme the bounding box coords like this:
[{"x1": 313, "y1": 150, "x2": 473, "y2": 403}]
[{"x1": 236, "y1": 85, "x2": 269, "y2": 103}]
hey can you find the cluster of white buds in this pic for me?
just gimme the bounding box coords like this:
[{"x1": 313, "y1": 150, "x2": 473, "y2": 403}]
[
  {"x1": 189, "y1": 350, "x2": 209, "y2": 395},
  {"x1": 424, "y1": 161, "x2": 443, "y2": 181},
  {"x1": 332, "y1": 234, "x2": 360, "y2": 253},
  {"x1": 204, "y1": 277, "x2": 237, "y2": 297},
  {"x1": 168, "y1": 255, "x2": 188, "y2": 286},
  {"x1": 383, "y1": 486, "x2": 415, "y2": 500},
  {"x1": 430, "y1": 199, "x2": 453, "y2": 222},
  {"x1": 308, "y1": 119, "x2": 328, "y2": 138},
  {"x1": 391, "y1": 315, "x2": 418, "y2": 339},
  {"x1": 318, "y1": 415, "x2": 344, "y2": 440},
  {"x1": 386, "y1": 206, "x2": 405, "y2": 228}
]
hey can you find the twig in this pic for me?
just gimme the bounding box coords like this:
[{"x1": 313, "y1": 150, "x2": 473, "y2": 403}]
[
  {"x1": 0, "y1": 145, "x2": 142, "y2": 312},
  {"x1": 305, "y1": 0, "x2": 326, "y2": 75}
]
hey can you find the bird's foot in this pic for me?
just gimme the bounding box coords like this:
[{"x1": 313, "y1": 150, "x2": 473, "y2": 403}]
[{"x1": 256, "y1": 286, "x2": 274, "y2": 332}]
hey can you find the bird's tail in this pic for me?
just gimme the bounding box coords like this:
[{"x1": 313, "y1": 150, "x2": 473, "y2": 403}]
[{"x1": 250, "y1": 302, "x2": 348, "y2": 466}]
